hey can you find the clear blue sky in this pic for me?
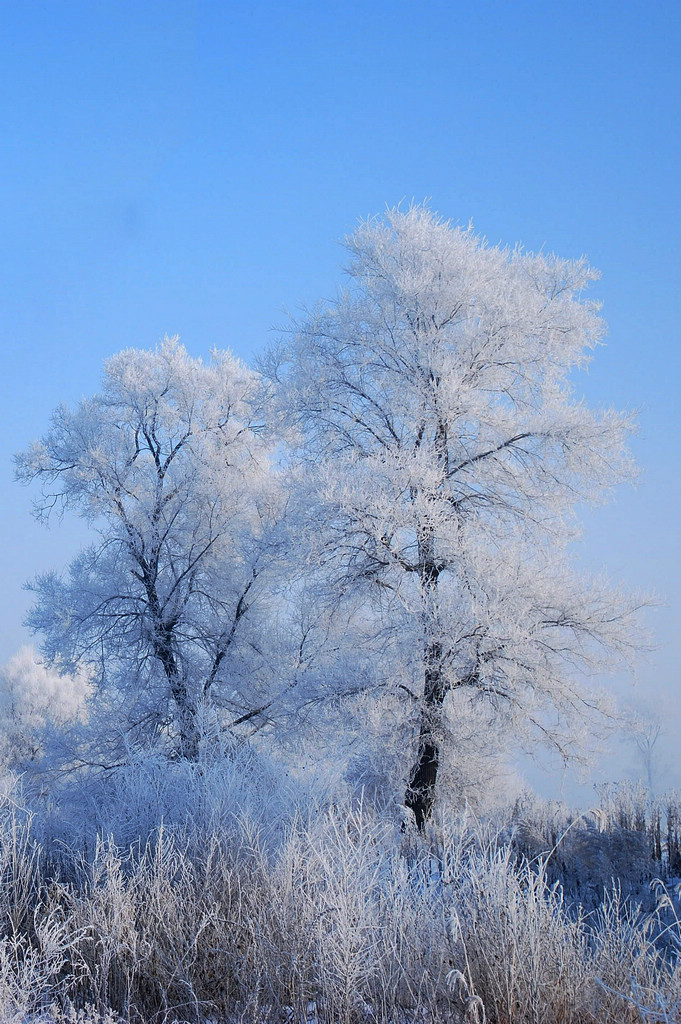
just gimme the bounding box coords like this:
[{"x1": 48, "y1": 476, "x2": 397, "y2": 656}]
[{"x1": 1, "y1": 1, "x2": 679, "y2": 789}]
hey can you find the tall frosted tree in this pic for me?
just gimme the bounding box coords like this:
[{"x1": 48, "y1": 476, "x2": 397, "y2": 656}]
[
  {"x1": 16, "y1": 339, "x2": 280, "y2": 760},
  {"x1": 271, "y1": 206, "x2": 642, "y2": 828}
]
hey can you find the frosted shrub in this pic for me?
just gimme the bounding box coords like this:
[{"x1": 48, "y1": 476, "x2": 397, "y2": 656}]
[
  {"x1": 1, "y1": 765, "x2": 681, "y2": 1023},
  {"x1": 32, "y1": 738, "x2": 297, "y2": 860},
  {"x1": 0, "y1": 908, "x2": 75, "y2": 1022},
  {"x1": 307, "y1": 808, "x2": 390, "y2": 1024},
  {"x1": 432, "y1": 816, "x2": 681, "y2": 1024},
  {"x1": 65, "y1": 837, "x2": 141, "y2": 1014},
  {"x1": 25, "y1": 1005, "x2": 125, "y2": 1024},
  {"x1": 445, "y1": 843, "x2": 590, "y2": 1024},
  {"x1": 0, "y1": 810, "x2": 41, "y2": 936},
  {"x1": 506, "y1": 787, "x2": 681, "y2": 909}
]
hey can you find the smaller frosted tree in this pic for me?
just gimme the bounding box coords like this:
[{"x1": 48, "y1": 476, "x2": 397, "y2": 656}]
[
  {"x1": 16, "y1": 339, "x2": 281, "y2": 760},
  {"x1": 271, "y1": 205, "x2": 645, "y2": 828},
  {"x1": 0, "y1": 646, "x2": 91, "y2": 766},
  {"x1": 621, "y1": 702, "x2": 665, "y2": 795}
]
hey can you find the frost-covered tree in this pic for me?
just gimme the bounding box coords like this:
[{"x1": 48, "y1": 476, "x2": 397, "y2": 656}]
[
  {"x1": 16, "y1": 339, "x2": 281, "y2": 760},
  {"x1": 621, "y1": 702, "x2": 665, "y2": 795},
  {"x1": 270, "y1": 205, "x2": 643, "y2": 828},
  {"x1": 0, "y1": 645, "x2": 91, "y2": 766}
]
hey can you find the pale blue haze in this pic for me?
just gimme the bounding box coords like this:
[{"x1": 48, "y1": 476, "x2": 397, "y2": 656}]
[{"x1": 1, "y1": 1, "x2": 679, "y2": 792}]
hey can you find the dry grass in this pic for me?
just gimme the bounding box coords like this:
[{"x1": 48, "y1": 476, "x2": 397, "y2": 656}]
[{"x1": 0, "y1": 760, "x2": 679, "y2": 1024}]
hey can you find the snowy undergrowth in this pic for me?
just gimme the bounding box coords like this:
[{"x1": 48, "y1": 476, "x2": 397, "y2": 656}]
[{"x1": 0, "y1": 756, "x2": 679, "y2": 1024}]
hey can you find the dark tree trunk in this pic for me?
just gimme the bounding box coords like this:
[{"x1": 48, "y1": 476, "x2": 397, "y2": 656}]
[
  {"x1": 405, "y1": 737, "x2": 439, "y2": 831},
  {"x1": 154, "y1": 628, "x2": 200, "y2": 760},
  {"x1": 140, "y1": 560, "x2": 200, "y2": 760},
  {"x1": 405, "y1": 641, "x2": 446, "y2": 829},
  {"x1": 405, "y1": 524, "x2": 447, "y2": 830}
]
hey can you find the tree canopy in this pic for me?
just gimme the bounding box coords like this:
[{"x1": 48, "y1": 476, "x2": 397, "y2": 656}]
[
  {"x1": 16, "y1": 339, "x2": 281, "y2": 760},
  {"x1": 16, "y1": 208, "x2": 644, "y2": 825},
  {"x1": 269, "y1": 206, "x2": 642, "y2": 825}
]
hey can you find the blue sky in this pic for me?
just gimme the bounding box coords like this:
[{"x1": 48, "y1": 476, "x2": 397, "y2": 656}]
[{"x1": 1, "y1": 1, "x2": 679, "y2": 790}]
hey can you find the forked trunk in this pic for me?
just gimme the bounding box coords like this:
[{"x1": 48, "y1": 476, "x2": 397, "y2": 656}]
[{"x1": 152, "y1": 620, "x2": 200, "y2": 760}]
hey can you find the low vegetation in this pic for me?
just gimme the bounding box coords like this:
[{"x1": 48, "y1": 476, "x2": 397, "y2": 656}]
[{"x1": 0, "y1": 751, "x2": 679, "y2": 1024}]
